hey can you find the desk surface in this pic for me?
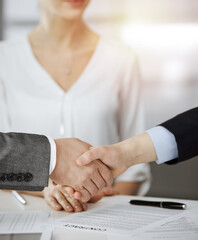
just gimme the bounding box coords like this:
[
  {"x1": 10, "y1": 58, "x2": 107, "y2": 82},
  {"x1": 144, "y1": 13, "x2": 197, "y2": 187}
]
[{"x1": 1, "y1": 190, "x2": 198, "y2": 240}]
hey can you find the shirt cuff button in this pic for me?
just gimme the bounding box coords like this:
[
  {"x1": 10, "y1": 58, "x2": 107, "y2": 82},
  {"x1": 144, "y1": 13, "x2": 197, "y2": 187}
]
[{"x1": 24, "y1": 173, "x2": 33, "y2": 182}]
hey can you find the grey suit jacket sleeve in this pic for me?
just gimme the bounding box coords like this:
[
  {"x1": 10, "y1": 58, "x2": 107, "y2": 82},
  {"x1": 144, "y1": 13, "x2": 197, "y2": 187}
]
[{"x1": 0, "y1": 132, "x2": 50, "y2": 191}]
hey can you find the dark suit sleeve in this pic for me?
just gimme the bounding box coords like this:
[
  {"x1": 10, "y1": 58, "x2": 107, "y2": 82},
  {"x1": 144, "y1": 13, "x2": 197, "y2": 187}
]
[
  {"x1": 160, "y1": 107, "x2": 198, "y2": 164},
  {"x1": 0, "y1": 132, "x2": 50, "y2": 191}
]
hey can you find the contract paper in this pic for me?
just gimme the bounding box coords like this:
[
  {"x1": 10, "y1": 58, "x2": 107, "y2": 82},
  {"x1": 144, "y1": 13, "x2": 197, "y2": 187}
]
[
  {"x1": 0, "y1": 211, "x2": 52, "y2": 234},
  {"x1": 56, "y1": 198, "x2": 184, "y2": 235},
  {"x1": 131, "y1": 209, "x2": 198, "y2": 240}
]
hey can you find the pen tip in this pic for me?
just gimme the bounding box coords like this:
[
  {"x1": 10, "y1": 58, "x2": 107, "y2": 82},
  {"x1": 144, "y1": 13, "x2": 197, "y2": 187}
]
[{"x1": 182, "y1": 204, "x2": 186, "y2": 210}]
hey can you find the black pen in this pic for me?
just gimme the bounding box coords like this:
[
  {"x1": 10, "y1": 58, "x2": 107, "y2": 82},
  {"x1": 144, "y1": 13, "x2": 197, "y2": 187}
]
[{"x1": 129, "y1": 200, "x2": 186, "y2": 210}]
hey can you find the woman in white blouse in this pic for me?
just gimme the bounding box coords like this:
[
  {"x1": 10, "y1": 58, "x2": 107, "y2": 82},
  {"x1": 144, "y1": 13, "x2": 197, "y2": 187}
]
[{"x1": 0, "y1": 0, "x2": 151, "y2": 212}]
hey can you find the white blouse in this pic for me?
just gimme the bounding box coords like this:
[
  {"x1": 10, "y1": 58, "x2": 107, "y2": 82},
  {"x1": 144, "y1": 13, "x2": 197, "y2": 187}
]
[{"x1": 0, "y1": 37, "x2": 151, "y2": 195}]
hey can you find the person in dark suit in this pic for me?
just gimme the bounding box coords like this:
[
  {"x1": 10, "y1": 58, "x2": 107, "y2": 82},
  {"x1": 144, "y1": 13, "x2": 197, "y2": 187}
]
[
  {"x1": 76, "y1": 107, "x2": 198, "y2": 180},
  {"x1": 0, "y1": 132, "x2": 113, "y2": 202}
]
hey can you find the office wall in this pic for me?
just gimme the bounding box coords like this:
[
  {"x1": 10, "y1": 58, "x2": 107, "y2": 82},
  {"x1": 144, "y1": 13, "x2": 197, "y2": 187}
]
[
  {"x1": 1, "y1": 0, "x2": 198, "y2": 200},
  {"x1": 147, "y1": 157, "x2": 198, "y2": 200}
]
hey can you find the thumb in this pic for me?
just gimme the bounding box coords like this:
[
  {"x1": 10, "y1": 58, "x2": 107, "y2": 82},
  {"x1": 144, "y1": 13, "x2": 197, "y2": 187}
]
[{"x1": 76, "y1": 147, "x2": 103, "y2": 166}]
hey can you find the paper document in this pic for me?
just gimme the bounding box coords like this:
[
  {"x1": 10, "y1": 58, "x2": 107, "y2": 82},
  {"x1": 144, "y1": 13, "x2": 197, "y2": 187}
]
[
  {"x1": 0, "y1": 211, "x2": 52, "y2": 234},
  {"x1": 56, "y1": 198, "x2": 183, "y2": 235},
  {"x1": 132, "y1": 209, "x2": 198, "y2": 240}
]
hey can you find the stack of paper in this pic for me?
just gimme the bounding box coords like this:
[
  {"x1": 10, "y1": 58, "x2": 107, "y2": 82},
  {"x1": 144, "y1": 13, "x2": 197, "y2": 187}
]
[
  {"x1": 0, "y1": 211, "x2": 52, "y2": 234},
  {"x1": 55, "y1": 198, "x2": 187, "y2": 236}
]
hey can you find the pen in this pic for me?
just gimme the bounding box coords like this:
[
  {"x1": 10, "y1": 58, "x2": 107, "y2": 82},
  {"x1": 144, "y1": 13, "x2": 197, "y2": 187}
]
[
  {"x1": 12, "y1": 191, "x2": 27, "y2": 205},
  {"x1": 129, "y1": 200, "x2": 186, "y2": 210}
]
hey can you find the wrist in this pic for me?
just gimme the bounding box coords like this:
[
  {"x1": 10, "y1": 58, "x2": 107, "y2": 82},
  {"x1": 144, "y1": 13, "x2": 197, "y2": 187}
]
[
  {"x1": 119, "y1": 133, "x2": 157, "y2": 168},
  {"x1": 116, "y1": 139, "x2": 136, "y2": 169}
]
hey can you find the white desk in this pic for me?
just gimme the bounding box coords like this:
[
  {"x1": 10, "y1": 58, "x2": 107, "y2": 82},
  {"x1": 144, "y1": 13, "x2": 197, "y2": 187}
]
[{"x1": 0, "y1": 190, "x2": 198, "y2": 240}]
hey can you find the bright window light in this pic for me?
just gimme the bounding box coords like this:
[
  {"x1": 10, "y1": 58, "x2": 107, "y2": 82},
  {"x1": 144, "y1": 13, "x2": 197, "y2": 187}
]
[{"x1": 121, "y1": 23, "x2": 198, "y2": 50}]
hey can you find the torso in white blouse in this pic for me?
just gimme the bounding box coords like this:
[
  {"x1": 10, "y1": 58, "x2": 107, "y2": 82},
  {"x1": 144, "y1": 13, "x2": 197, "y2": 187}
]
[{"x1": 0, "y1": 36, "x2": 151, "y2": 195}]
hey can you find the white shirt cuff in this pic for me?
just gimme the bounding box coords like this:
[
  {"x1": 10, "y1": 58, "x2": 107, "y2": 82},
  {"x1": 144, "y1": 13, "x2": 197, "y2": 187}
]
[
  {"x1": 146, "y1": 126, "x2": 178, "y2": 164},
  {"x1": 46, "y1": 136, "x2": 56, "y2": 174}
]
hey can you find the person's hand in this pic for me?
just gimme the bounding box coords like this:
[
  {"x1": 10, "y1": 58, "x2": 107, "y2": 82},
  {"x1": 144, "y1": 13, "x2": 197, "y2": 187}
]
[
  {"x1": 76, "y1": 133, "x2": 157, "y2": 178},
  {"x1": 88, "y1": 187, "x2": 119, "y2": 203},
  {"x1": 43, "y1": 180, "x2": 87, "y2": 212},
  {"x1": 64, "y1": 186, "x2": 119, "y2": 204},
  {"x1": 50, "y1": 138, "x2": 113, "y2": 202},
  {"x1": 76, "y1": 143, "x2": 130, "y2": 178}
]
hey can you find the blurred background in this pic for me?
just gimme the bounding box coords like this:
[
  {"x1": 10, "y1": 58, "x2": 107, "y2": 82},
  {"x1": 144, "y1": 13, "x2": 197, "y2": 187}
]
[{"x1": 0, "y1": 0, "x2": 197, "y2": 199}]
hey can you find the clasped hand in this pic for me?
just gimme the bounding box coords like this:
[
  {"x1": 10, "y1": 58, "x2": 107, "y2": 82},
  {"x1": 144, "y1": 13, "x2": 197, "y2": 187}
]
[{"x1": 50, "y1": 138, "x2": 113, "y2": 202}]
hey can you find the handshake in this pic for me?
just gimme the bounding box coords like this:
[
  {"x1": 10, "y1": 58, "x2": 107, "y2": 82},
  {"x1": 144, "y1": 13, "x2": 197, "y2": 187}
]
[{"x1": 50, "y1": 133, "x2": 156, "y2": 203}]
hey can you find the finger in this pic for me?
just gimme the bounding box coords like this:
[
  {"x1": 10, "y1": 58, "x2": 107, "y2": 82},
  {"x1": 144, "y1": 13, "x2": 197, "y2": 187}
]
[
  {"x1": 74, "y1": 191, "x2": 82, "y2": 200},
  {"x1": 82, "y1": 203, "x2": 88, "y2": 211},
  {"x1": 76, "y1": 147, "x2": 105, "y2": 166},
  {"x1": 103, "y1": 188, "x2": 119, "y2": 196},
  {"x1": 80, "y1": 188, "x2": 91, "y2": 202},
  {"x1": 88, "y1": 192, "x2": 104, "y2": 203},
  {"x1": 83, "y1": 179, "x2": 100, "y2": 197},
  {"x1": 91, "y1": 169, "x2": 106, "y2": 190},
  {"x1": 61, "y1": 188, "x2": 84, "y2": 212},
  {"x1": 66, "y1": 196, "x2": 84, "y2": 212},
  {"x1": 98, "y1": 164, "x2": 113, "y2": 187},
  {"x1": 64, "y1": 186, "x2": 75, "y2": 195},
  {"x1": 60, "y1": 186, "x2": 74, "y2": 200},
  {"x1": 62, "y1": 186, "x2": 82, "y2": 201},
  {"x1": 61, "y1": 186, "x2": 75, "y2": 199},
  {"x1": 46, "y1": 196, "x2": 62, "y2": 211},
  {"x1": 60, "y1": 186, "x2": 83, "y2": 212},
  {"x1": 55, "y1": 192, "x2": 74, "y2": 212}
]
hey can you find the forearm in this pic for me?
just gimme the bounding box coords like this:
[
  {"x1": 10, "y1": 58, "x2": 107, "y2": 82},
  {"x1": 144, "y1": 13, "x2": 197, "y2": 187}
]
[
  {"x1": 17, "y1": 190, "x2": 44, "y2": 198},
  {"x1": 119, "y1": 132, "x2": 157, "y2": 168},
  {"x1": 77, "y1": 132, "x2": 157, "y2": 179}
]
